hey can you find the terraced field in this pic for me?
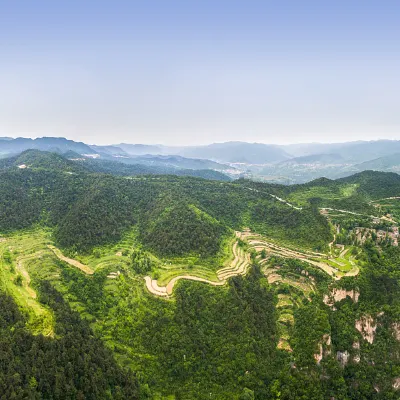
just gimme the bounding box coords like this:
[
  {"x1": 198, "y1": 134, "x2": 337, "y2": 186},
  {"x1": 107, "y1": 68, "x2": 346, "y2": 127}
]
[
  {"x1": 144, "y1": 226, "x2": 359, "y2": 303},
  {"x1": 242, "y1": 229, "x2": 361, "y2": 350},
  {"x1": 0, "y1": 229, "x2": 135, "y2": 335},
  {"x1": 370, "y1": 197, "x2": 400, "y2": 222},
  {"x1": 144, "y1": 231, "x2": 251, "y2": 297},
  {"x1": 0, "y1": 226, "x2": 360, "y2": 353},
  {"x1": 244, "y1": 230, "x2": 359, "y2": 279},
  {"x1": 261, "y1": 260, "x2": 316, "y2": 352},
  {"x1": 0, "y1": 230, "x2": 56, "y2": 336}
]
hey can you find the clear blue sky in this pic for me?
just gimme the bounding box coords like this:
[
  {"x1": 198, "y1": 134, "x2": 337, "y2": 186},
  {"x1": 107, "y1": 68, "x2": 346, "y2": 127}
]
[{"x1": 1, "y1": 1, "x2": 399, "y2": 145}]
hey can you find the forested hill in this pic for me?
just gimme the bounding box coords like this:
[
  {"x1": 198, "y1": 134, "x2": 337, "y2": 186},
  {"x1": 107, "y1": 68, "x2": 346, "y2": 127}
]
[
  {"x1": 0, "y1": 150, "x2": 400, "y2": 399},
  {"x1": 0, "y1": 149, "x2": 86, "y2": 173},
  {"x1": 0, "y1": 150, "x2": 338, "y2": 254},
  {"x1": 237, "y1": 170, "x2": 400, "y2": 213},
  {"x1": 74, "y1": 157, "x2": 231, "y2": 181},
  {"x1": 0, "y1": 149, "x2": 231, "y2": 181},
  {"x1": 2, "y1": 152, "x2": 400, "y2": 256},
  {"x1": 337, "y1": 170, "x2": 400, "y2": 199}
]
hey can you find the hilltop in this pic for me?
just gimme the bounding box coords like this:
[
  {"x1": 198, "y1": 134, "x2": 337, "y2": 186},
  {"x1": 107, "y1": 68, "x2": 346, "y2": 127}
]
[
  {"x1": 0, "y1": 149, "x2": 399, "y2": 398},
  {"x1": 2, "y1": 137, "x2": 400, "y2": 183}
]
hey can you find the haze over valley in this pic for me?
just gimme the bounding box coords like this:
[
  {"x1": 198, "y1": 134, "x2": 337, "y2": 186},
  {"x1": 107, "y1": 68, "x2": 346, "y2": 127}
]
[
  {"x1": 1, "y1": 1, "x2": 400, "y2": 399},
  {"x1": 2, "y1": 136, "x2": 400, "y2": 184}
]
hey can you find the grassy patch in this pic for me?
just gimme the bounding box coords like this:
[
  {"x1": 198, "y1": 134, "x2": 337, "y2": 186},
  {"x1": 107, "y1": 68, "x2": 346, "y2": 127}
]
[{"x1": 0, "y1": 229, "x2": 55, "y2": 335}]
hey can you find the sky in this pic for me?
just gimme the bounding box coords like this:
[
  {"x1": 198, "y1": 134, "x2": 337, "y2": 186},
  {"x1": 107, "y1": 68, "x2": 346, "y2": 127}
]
[{"x1": 0, "y1": 0, "x2": 400, "y2": 146}]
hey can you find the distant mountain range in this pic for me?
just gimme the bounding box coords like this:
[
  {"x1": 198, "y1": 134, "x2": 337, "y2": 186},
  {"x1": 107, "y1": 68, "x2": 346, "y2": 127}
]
[
  {"x1": 353, "y1": 153, "x2": 400, "y2": 172},
  {"x1": 177, "y1": 142, "x2": 291, "y2": 164},
  {"x1": 277, "y1": 153, "x2": 346, "y2": 166},
  {"x1": 0, "y1": 150, "x2": 231, "y2": 182},
  {"x1": 279, "y1": 140, "x2": 400, "y2": 163},
  {"x1": 113, "y1": 141, "x2": 291, "y2": 163},
  {"x1": 0, "y1": 137, "x2": 94, "y2": 156},
  {"x1": 1, "y1": 136, "x2": 400, "y2": 183}
]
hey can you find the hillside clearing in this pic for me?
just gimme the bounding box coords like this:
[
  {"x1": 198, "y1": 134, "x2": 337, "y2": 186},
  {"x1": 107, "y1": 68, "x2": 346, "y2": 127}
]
[
  {"x1": 144, "y1": 231, "x2": 250, "y2": 297},
  {"x1": 48, "y1": 245, "x2": 94, "y2": 274}
]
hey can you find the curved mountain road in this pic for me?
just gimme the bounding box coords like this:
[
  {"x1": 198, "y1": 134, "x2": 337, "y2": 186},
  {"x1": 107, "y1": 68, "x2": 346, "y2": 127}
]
[{"x1": 144, "y1": 232, "x2": 251, "y2": 297}]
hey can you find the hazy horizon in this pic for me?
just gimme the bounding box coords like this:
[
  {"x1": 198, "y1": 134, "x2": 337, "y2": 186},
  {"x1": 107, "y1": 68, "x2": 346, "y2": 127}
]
[
  {"x1": 2, "y1": 135, "x2": 400, "y2": 148},
  {"x1": 1, "y1": 1, "x2": 400, "y2": 145}
]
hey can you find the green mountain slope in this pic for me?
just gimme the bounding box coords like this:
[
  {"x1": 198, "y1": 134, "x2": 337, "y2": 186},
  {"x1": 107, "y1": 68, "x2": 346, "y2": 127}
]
[
  {"x1": 0, "y1": 288, "x2": 140, "y2": 399},
  {"x1": 81, "y1": 158, "x2": 232, "y2": 180},
  {"x1": 0, "y1": 137, "x2": 96, "y2": 156},
  {"x1": 338, "y1": 170, "x2": 400, "y2": 199},
  {"x1": 140, "y1": 203, "x2": 227, "y2": 257},
  {"x1": 0, "y1": 151, "x2": 400, "y2": 399},
  {"x1": 353, "y1": 152, "x2": 400, "y2": 172},
  {"x1": 0, "y1": 149, "x2": 86, "y2": 173},
  {"x1": 0, "y1": 152, "x2": 333, "y2": 253}
]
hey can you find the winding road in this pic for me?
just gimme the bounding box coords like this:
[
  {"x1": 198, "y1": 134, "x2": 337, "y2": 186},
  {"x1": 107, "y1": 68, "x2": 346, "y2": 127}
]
[
  {"x1": 144, "y1": 232, "x2": 251, "y2": 297},
  {"x1": 48, "y1": 245, "x2": 94, "y2": 274}
]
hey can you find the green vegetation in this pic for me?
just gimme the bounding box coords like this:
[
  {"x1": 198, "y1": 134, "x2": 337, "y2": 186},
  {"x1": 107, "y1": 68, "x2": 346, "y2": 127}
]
[
  {"x1": 371, "y1": 197, "x2": 400, "y2": 222},
  {"x1": 140, "y1": 203, "x2": 228, "y2": 257},
  {"x1": 131, "y1": 249, "x2": 154, "y2": 274},
  {"x1": 0, "y1": 151, "x2": 400, "y2": 398},
  {"x1": 78, "y1": 157, "x2": 232, "y2": 181},
  {"x1": 0, "y1": 152, "x2": 336, "y2": 254},
  {"x1": 0, "y1": 286, "x2": 140, "y2": 399},
  {"x1": 249, "y1": 200, "x2": 331, "y2": 250}
]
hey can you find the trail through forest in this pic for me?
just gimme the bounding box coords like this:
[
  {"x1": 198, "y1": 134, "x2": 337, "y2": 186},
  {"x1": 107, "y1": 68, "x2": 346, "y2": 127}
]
[
  {"x1": 48, "y1": 245, "x2": 94, "y2": 274},
  {"x1": 244, "y1": 187, "x2": 303, "y2": 209}
]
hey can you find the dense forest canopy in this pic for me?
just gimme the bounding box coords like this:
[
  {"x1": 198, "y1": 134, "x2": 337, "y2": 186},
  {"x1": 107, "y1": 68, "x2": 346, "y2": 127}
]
[
  {"x1": 0, "y1": 150, "x2": 343, "y2": 253},
  {"x1": 0, "y1": 150, "x2": 399, "y2": 399}
]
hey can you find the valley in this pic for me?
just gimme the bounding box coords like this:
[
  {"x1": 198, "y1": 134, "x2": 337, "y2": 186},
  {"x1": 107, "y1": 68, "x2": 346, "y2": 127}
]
[
  {"x1": 3, "y1": 1, "x2": 400, "y2": 396},
  {"x1": 3, "y1": 137, "x2": 400, "y2": 184},
  {"x1": 0, "y1": 150, "x2": 399, "y2": 399}
]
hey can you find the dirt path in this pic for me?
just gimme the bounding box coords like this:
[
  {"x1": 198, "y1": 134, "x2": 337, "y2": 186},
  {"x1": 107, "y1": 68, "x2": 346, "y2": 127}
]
[
  {"x1": 16, "y1": 258, "x2": 37, "y2": 298},
  {"x1": 144, "y1": 232, "x2": 250, "y2": 297},
  {"x1": 144, "y1": 276, "x2": 169, "y2": 297},
  {"x1": 48, "y1": 245, "x2": 94, "y2": 274},
  {"x1": 340, "y1": 248, "x2": 349, "y2": 258},
  {"x1": 320, "y1": 207, "x2": 366, "y2": 216},
  {"x1": 247, "y1": 233, "x2": 357, "y2": 279},
  {"x1": 329, "y1": 234, "x2": 336, "y2": 251},
  {"x1": 14, "y1": 250, "x2": 50, "y2": 299},
  {"x1": 244, "y1": 187, "x2": 303, "y2": 210},
  {"x1": 145, "y1": 274, "x2": 228, "y2": 297},
  {"x1": 369, "y1": 196, "x2": 400, "y2": 203},
  {"x1": 166, "y1": 276, "x2": 225, "y2": 294},
  {"x1": 320, "y1": 207, "x2": 396, "y2": 223}
]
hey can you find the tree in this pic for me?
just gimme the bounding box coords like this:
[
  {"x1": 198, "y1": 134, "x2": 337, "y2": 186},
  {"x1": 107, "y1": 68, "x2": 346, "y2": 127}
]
[
  {"x1": 93, "y1": 249, "x2": 101, "y2": 258},
  {"x1": 260, "y1": 249, "x2": 267, "y2": 259},
  {"x1": 239, "y1": 388, "x2": 255, "y2": 400},
  {"x1": 14, "y1": 274, "x2": 23, "y2": 286},
  {"x1": 3, "y1": 249, "x2": 12, "y2": 264}
]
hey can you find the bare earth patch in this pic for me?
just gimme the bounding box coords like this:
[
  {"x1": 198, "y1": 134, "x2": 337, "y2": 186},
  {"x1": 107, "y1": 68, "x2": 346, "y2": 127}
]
[
  {"x1": 144, "y1": 231, "x2": 250, "y2": 297},
  {"x1": 323, "y1": 288, "x2": 359, "y2": 307},
  {"x1": 16, "y1": 259, "x2": 37, "y2": 299},
  {"x1": 247, "y1": 232, "x2": 358, "y2": 279},
  {"x1": 356, "y1": 315, "x2": 377, "y2": 344},
  {"x1": 48, "y1": 245, "x2": 94, "y2": 275}
]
